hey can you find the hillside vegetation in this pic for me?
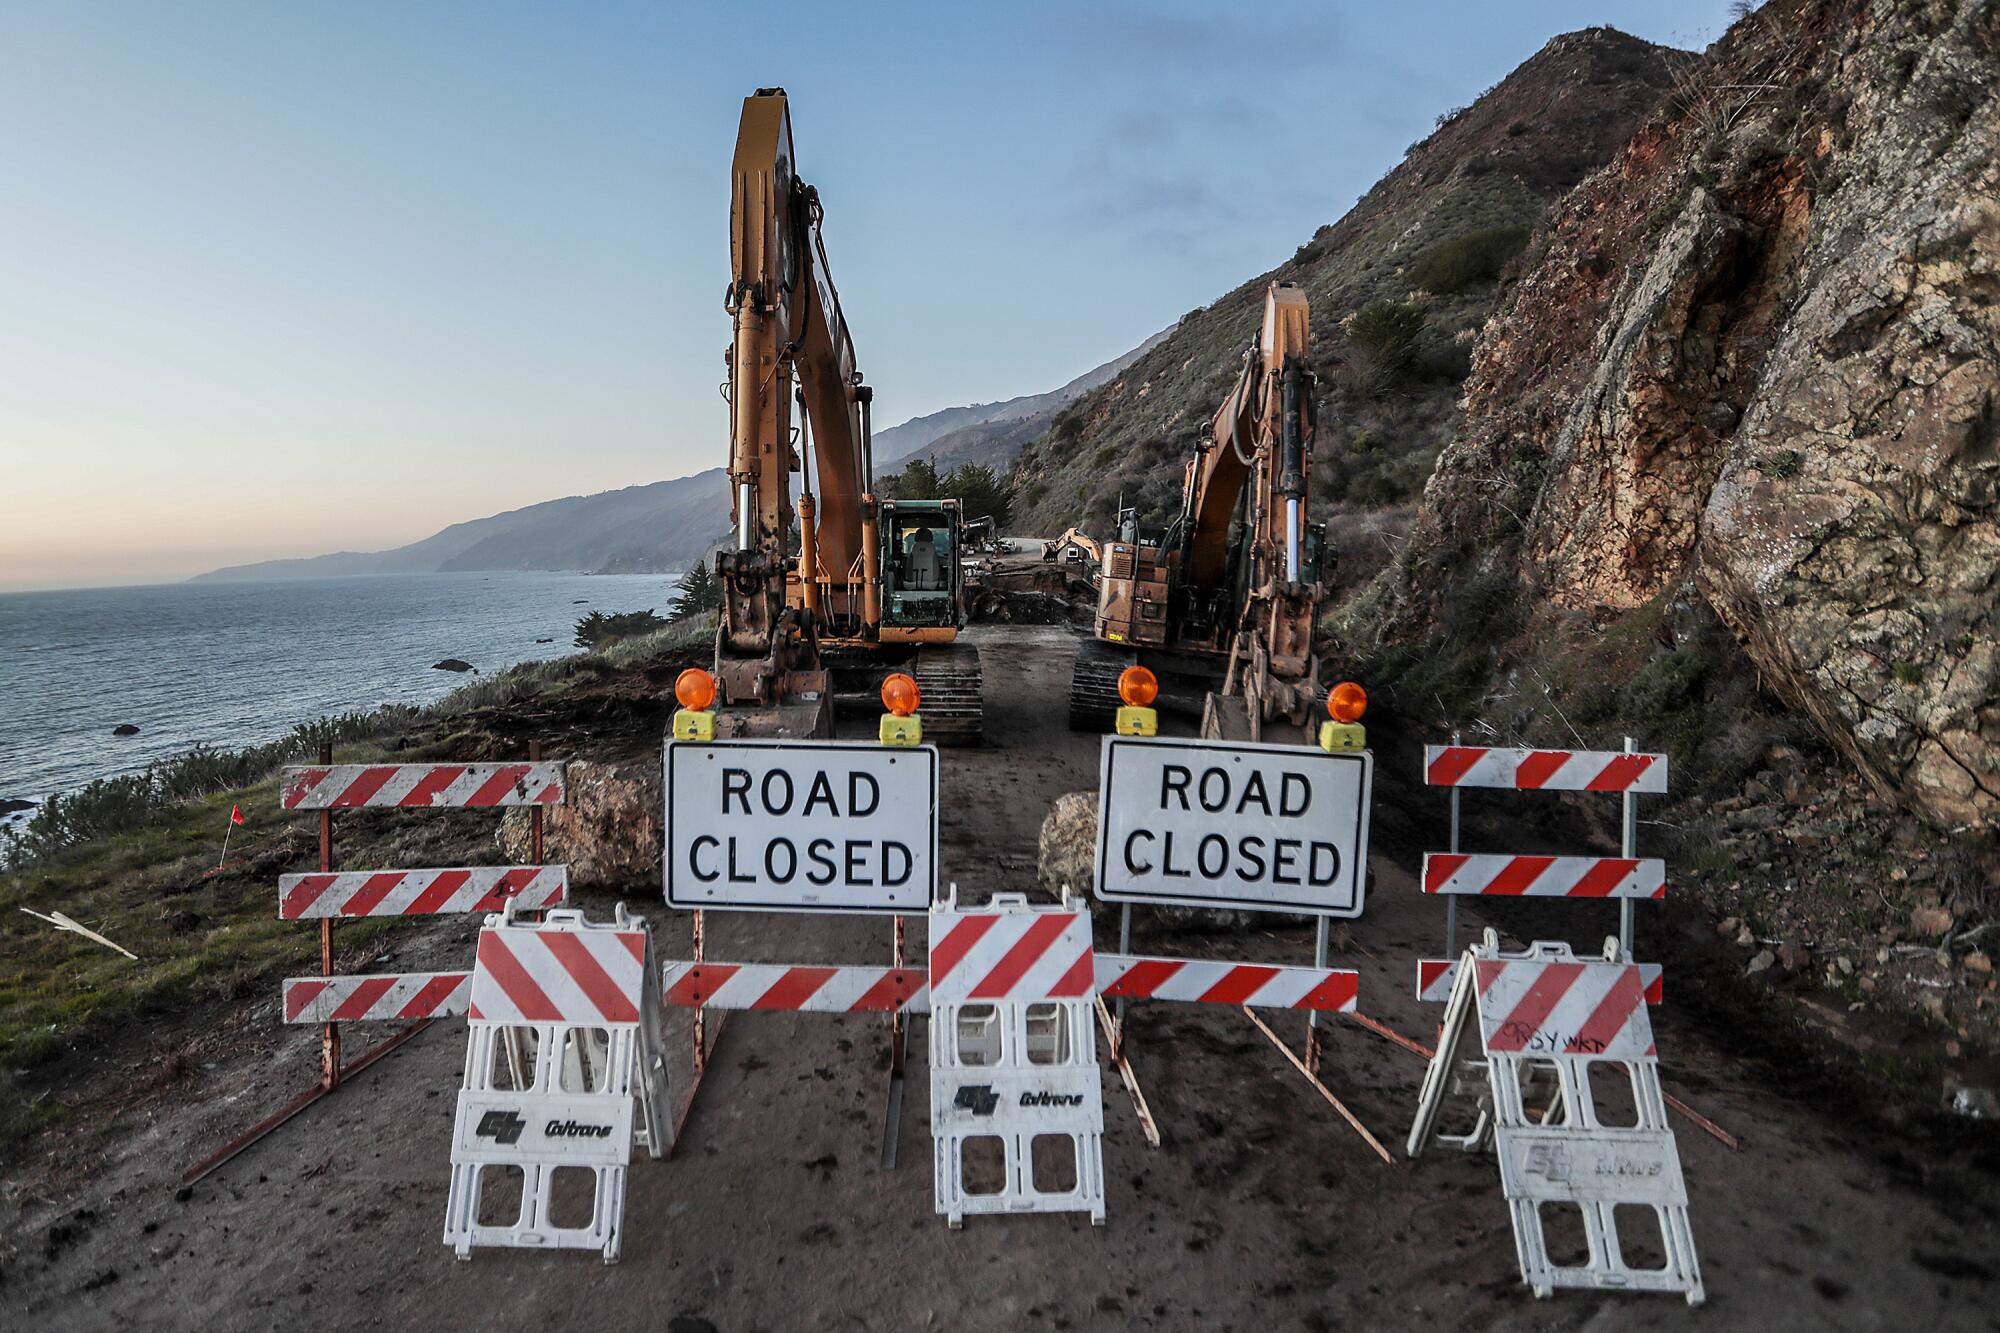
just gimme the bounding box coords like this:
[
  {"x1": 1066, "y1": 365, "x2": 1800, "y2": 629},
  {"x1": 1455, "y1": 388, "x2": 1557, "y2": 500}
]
[{"x1": 1008, "y1": 28, "x2": 1687, "y2": 606}]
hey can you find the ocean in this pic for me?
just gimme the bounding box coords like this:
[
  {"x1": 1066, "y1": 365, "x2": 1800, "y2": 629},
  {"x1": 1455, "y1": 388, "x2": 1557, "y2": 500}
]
[{"x1": 0, "y1": 571, "x2": 682, "y2": 819}]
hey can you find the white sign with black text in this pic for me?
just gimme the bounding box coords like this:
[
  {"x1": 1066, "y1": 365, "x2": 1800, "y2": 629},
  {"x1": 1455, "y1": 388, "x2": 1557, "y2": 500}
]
[
  {"x1": 1094, "y1": 737, "x2": 1372, "y2": 917},
  {"x1": 665, "y1": 740, "x2": 938, "y2": 914}
]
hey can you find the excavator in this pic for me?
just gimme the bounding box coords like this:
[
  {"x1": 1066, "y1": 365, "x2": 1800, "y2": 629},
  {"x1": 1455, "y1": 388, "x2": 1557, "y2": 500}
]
[
  {"x1": 1068, "y1": 281, "x2": 1325, "y2": 742},
  {"x1": 710, "y1": 88, "x2": 982, "y2": 743}
]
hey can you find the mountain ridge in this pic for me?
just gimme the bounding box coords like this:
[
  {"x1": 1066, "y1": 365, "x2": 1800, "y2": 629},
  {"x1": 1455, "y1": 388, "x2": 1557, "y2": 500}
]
[{"x1": 193, "y1": 336, "x2": 1160, "y2": 582}]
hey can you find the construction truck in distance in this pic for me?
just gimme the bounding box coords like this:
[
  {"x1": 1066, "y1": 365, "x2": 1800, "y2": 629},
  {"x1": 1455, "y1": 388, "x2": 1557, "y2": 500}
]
[
  {"x1": 1069, "y1": 281, "x2": 1327, "y2": 743},
  {"x1": 708, "y1": 88, "x2": 982, "y2": 744},
  {"x1": 1042, "y1": 526, "x2": 1102, "y2": 567}
]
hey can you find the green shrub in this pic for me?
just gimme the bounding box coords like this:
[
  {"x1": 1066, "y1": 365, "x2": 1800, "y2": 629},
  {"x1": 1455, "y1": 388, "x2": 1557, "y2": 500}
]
[
  {"x1": 1348, "y1": 300, "x2": 1427, "y2": 381},
  {"x1": 573, "y1": 609, "x2": 667, "y2": 649},
  {"x1": 3, "y1": 711, "x2": 396, "y2": 864},
  {"x1": 1406, "y1": 226, "x2": 1530, "y2": 294}
]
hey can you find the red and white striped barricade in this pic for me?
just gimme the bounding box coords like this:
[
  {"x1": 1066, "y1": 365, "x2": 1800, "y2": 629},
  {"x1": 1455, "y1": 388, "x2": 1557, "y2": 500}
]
[
  {"x1": 1418, "y1": 743, "x2": 1667, "y2": 1003},
  {"x1": 661, "y1": 737, "x2": 939, "y2": 1165},
  {"x1": 1417, "y1": 958, "x2": 1662, "y2": 1007},
  {"x1": 1408, "y1": 932, "x2": 1704, "y2": 1305},
  {"x1": 183, "y1": 751, "x2": 566, "y2": 1186},
  {"x1": 929, "y1": 890, "x2": 1106, "y2": 1227},
  {"x1": 274, "y1": 763, "x2": 568, "y2": 1038},
  {"x1": 444, "y1": 903, "x2": 668, "y2": 1263},
  {"x1": 1089, "y1": 734, "x2": 1376, "y2": 1148}
]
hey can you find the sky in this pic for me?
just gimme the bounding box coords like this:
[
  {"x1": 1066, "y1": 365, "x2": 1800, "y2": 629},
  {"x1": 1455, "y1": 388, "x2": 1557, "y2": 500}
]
[{"x1": 0, "y1": 1, "x2": 1739, "y2": 590}]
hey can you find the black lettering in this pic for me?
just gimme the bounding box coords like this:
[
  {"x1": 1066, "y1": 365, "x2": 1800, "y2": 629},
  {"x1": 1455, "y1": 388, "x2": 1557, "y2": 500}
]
[
  {"x1": 1309, "y1": 841, "x2": 1340, "y2": 885},
  {"x1": 1236, "y1": 835, "x2": 1267, "y2": 882},
  {"x1": 1238, "y1": 769, "x2": 1272, "y2": 816},
  {"x1": 1279, "y1": 773, "x2": 1311, "y2": 818},
  {"x1": 1197, "y1": 767, "x2": 1229, "y2": 813},
  {"x1": 690, "y1": 835, "x2": 720, "y2": 882},
  {"x1": 722, "y1": 768, "x2": 751, "y2": 815},
  {"x1": 1123, "y1": 829, "x2": 1155, "y2": 875},
  {"x1": 848, "y1": 771, "x2": 879, "y2": 817},
  {"x1": 806, "y1": 839, "x2": 837, "y2": 886},
  {"x1": 728, "y1": 838, "x2": 754, "y2": 883},
  {"x1": 1160, "y1": 764, "x2": 1192, "y2": 811},
  {"x1": 845, "y1": 840, "x2": 874, "y2": 887},
  {"x1": 1197, "y1": 833, "x2": 1227, "y2": 878},
  {"x1": 765, "y1": 837, "x2": 797, "y2": 883},
  {"x1": 1272, "y1": 838, "x2": 1301, "y2": 885},
  {"x1": 882, "y1": 841, "x2": 912, "y2": 887},
  {"x1": 1161, "y1": 830, "x2": 1190, "y2": 878},
  {"x1": 761, "y1": 769, "x2": 794, "y2": 815},
  {"x1": 803, "y1": 771, "x2": 837, "y2": 816}
]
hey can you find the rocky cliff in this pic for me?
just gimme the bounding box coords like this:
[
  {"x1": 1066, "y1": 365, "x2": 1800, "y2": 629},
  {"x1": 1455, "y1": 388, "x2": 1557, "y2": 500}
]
[{"x1": 1360, "y1": 0, "x2": 1997, "y2": 831}]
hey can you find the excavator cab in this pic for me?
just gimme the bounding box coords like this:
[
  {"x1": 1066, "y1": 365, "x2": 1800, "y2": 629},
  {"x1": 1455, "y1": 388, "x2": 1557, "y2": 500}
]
[{"x1": 879, "y1": 498, "x2": 964, "y2": 632}]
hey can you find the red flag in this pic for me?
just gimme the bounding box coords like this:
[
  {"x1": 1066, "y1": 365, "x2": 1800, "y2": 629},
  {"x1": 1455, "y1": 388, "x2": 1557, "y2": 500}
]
[{"x1": 230, "y1": 804, "x2": 244, "y2": 826}]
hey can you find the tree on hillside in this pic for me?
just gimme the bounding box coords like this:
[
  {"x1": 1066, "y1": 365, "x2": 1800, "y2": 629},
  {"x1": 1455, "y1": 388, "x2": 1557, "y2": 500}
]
[
  {"x1": 945, "y1": 462, "x2": 1012, "y2": 529},
  {"x1": 885, "y1": 455, "x2": 942, "y2": 500},
  {"x1": 574, "y1": 609, "x2": 667, "y2": 649},
  {"x1": 667, "y1": 563, "x2": 723, "y2": 621}
]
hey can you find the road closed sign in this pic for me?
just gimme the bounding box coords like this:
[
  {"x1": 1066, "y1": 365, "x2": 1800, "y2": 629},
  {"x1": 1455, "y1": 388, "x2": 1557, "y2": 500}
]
[
  {"x1": 1094, "y1": 737, "x2": 1372, "y2": 917},
  {"x1": 665, "y1": 740, "x2": 937, "y2": 914}
]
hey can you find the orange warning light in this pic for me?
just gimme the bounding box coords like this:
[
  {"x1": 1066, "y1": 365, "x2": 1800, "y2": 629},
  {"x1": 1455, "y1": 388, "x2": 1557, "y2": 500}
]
[
  {"x1": 1328, "y1": 681, "x2": 1368, "y2": 723},
  {"x1": 675, "y1": 668, "x2": 717, "y2": 712},
  {"x1": 1118, "y1": 665, "x2": 1160, "y2": 708},
  {"x1": 882, "y1": 673, "x2": 922, "y2": 717}
]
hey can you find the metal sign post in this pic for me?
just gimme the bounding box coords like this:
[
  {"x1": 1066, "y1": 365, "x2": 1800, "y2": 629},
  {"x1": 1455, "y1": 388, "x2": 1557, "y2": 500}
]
[{"x1": 1620, "y1": 735, "x2": 1638, "y2": 958}]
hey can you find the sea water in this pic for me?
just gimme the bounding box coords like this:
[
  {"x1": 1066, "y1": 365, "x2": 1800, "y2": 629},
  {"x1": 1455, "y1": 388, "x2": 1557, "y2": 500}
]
[{"x1": 0, "y1": 571, "x2": 680, "y2": 818}]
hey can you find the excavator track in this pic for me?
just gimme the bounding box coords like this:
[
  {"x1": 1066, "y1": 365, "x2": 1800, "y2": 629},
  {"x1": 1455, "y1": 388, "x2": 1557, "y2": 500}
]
[
  {"x1": 911, "y1": 644, "x2": 984, "y2": 747},
  {"x1": 1068, "y1": 639, "x2": 1133, "y2": 733}
]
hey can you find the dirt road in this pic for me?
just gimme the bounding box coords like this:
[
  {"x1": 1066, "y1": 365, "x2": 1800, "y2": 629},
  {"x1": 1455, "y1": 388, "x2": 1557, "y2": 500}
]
[{"x1": 5, "y1": 623, "x2": 1998, "y2": 1329}]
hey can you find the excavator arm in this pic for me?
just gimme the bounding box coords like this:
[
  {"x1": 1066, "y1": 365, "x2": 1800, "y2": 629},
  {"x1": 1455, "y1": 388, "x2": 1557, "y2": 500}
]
[
  {"x1": 1181, "y1": 282, "x2": 1314, "y2": 595},
  {"x1": 717, "y1": 88, "x2": 880, "y2": 710}
]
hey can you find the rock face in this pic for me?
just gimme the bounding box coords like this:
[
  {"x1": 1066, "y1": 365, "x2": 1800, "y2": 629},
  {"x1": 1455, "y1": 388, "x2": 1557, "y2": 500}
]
[
  {"x1": 1369, "y1": 0, "x2": 1999, "y2": 829},
  {"x1": 497, "y1": 760, "x2": 660, "y2": 889}
]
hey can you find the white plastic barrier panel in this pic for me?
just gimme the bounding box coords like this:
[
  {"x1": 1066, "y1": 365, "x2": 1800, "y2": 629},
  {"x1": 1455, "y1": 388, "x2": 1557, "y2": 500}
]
[
  {"x1": 665, "y1": 739, "x2": 938, "y2": 914},
  {"x1": 929, "y1": 891, "x2": 1106, "y2": 1227},
  {"x1": 443, "y1": 905, "x2": 668, "y2": 1263},
  {"x1": 1094, "y1": 737, "x2": 1372, "y2": 916},
  {"x1": 1408, "y1": 934, "x2": 1703, "y2": 1305}
]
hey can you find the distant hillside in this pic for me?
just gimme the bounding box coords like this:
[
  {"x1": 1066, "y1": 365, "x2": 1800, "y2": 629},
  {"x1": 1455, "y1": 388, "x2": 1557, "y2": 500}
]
[
  {"x1": 193, "y1": 470, "x2": 728, "y2": 582},
  {"x1": 1008, "y1": 27, "x2": 1686, "y2": 586},
  {"x1": 194, "y1": 338, "x2": 1164, "y2": 582},
  {"x1": 874, "y1": 331, "x2": 1169, "y2": 470}
]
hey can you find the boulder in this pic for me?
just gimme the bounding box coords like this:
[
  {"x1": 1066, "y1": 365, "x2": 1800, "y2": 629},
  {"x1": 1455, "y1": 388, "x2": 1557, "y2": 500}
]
[
  {"x1": 1037, "y1": 791, "x2": 1098, "y2": 899},
  {"x1": 0, "y1": 798, "x2": 34, "y2": 817},
  {"x1": 1035, "y1": 789, "x2": 1264, "y2": 930},
  {"x1": 498, "y1": 760, "x2": 659, "y2": 890},
  {"x1": 431, "y1": 659, "x2": 476, "y2": 673},
  {"x1": 111, "y1": 724, "x2": 139, "y2": 736}
]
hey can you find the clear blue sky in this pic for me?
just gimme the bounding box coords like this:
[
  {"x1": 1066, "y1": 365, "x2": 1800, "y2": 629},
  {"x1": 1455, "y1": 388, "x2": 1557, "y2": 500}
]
[{"x1": 0, "y1": 1, "x2": 1736, "y2": 589}]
